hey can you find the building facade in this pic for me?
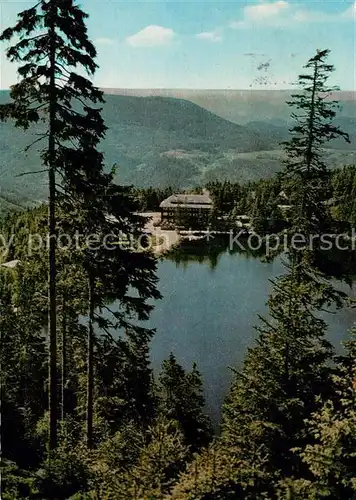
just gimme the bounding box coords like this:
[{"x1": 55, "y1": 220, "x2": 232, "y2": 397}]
[{"x1": 160, "y1": 193, "x2": 213, "y2": 228}]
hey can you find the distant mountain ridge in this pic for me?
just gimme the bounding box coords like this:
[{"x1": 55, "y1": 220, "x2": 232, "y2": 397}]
[
  {"x1": 101, "y1": 94, "x2": 270, "y2": 151},
  {"x1": 101, "y1": 89, "x2": 356, "y2": 125},
  {"x1": 0, "y1": 90, "x2": 355, "y2": 209}
]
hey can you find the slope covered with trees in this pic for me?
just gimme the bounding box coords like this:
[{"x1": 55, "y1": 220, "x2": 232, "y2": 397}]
[
  {"x1": 1, "y1": 2, "x2": 356, "y2": 497},
  {"x1": 0, "y1": 89, "x2": 355, "y2": 202}
]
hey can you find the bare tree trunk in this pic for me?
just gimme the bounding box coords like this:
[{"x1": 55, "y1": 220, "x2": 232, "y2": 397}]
[
  {"x1": 48, "y1": 2, "x2": 57, "y2": 451},
  {"x1": 61, "y1": 295, "x2": 66, "y2": 424},
  {"x1": 306, "y1": 60, "x2": 318, "y2": 175},
  {"x1": 86, "y1": 274, "x2": 95, "y2": 448}
]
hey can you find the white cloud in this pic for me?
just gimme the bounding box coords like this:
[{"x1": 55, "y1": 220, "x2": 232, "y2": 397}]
[
  {"x1": 292, "y1": 8, "x2": 344, "y2": 23},
  {"x1": 230, "y1": 1, "x2": 356, "y2": 29},
  {"x1": 291, "y1": 3, "x2": 356, "y2": 23},
  {"x1": 230, "y1": 1, "x2": 291, "y2": 28},
  {"x1": 95, "y1": 37, "x2": 115, "y2": 46},
  {"x1": 195, "y1": 31, "x2": 222, "y2": 43},
  {"x1": 245, "y1": 1, "x2": 290, "y2": 22},
  {"x1": 126, "y1": 25, "x2": 176, "y2": 47},
  {"x1": 341, "y1": 1, "x2": 356, "y2": 19}
]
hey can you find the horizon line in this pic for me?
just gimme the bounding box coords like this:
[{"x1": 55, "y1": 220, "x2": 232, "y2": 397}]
[
  {"x1": 101, "y1": 87, "x2": 355, "y2": 93},
  {"x1": 1, "y1": 87, "x2": 355, "y2": 93}
]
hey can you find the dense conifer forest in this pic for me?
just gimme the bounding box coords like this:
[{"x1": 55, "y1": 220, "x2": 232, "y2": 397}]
[{"x1": 0, "y1": 1, "x2": 355, "y2": 498}]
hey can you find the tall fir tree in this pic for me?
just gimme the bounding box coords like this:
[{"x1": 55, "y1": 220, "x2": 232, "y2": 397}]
[
  {"x1": 0, "y1": 0, "x2": 107, "y2": 449},
  {"x1": 158, "y1": 354, "x2": 213, "y2": 453},
  {"x1": 0, "y1": 266, "x2": 48, "y2": 468},
  {"x1": 282, "y1": 49, "x2": 350, "y2": 237},
  {"x1": 58, "y1": 174, "x2": 161, "y2": 446},
  {"x1": 217, "y1": 49, "x2": 351, "y2": 497},
  {"x1": 279, "y1": 328, "x2": 356, "y2": 499},
  {"x1": 221, "y1": 267, "x2": 336, "y2": 495}
]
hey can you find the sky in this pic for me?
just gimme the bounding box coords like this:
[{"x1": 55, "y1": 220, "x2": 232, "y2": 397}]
[{"x1": 0, "y1": 0, "x2": 355, "y2": 90}]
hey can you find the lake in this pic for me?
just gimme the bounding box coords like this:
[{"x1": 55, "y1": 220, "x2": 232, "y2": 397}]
[{"x1": 145, "y1": 238, "x2": 356, "y2": 425}]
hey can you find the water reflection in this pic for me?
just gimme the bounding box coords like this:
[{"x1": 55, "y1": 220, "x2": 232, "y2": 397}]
[
  {"x1": 164, "y1": 235, "x2": 269, "y2": 270},
  {"x1": 148, "y1": 238, "x2": 355, "y2": 425},
  {"x1": 165, "y1": 235, "x2": 356, "y2": 282}
]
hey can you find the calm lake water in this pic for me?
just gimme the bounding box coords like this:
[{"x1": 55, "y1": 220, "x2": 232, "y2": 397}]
[{"x1": 145, "y1": 239, "x2": 356, "y2": 424}]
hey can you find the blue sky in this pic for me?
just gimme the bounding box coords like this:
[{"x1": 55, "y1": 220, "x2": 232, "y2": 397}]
[{"x1": 0, "y1": 0, "x2": 355, "y2": 89}]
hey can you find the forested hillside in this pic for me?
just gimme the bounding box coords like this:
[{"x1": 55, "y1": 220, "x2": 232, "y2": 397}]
[
  {"x1": 102, "y1": 89, "x2": 356, "y2": 124},
  {"x1": 1, "y1": 0, "x2": 356, "y2": 497},
  {"x1": 0, "y1": 90, "x2": 355, "y2": 208}
]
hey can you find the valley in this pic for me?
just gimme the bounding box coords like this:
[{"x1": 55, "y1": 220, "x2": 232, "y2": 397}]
[{"x1": 0, "y1": 90, "x2": 355, "y2": 211}]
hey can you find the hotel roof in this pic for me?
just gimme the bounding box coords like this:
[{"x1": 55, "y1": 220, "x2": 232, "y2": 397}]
[{"x1": 160, "y1": 194, "x2": 213, "y2": 209}]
